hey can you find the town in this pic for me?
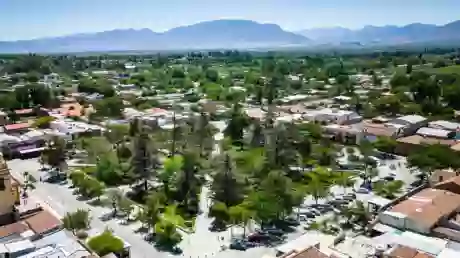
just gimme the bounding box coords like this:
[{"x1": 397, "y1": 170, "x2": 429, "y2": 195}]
[{"x1": 0, "y1": 48, "x2": 460, "y2": 258}]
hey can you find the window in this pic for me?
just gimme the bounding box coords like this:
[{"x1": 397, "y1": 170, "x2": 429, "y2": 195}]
[
  {"x1": 439, "y1": 176, "x2": 443, "y2": 182},
  {"x1": 0, "y1": 179, "x2": 5, "y2": 190}
]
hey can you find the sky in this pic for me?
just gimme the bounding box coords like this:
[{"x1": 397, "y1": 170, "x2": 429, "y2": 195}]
[{"x1": 1, "y1": 0, "x2": 459, "y2": 41}]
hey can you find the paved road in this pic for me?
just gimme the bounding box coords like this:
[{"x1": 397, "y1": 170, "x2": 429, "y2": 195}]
[
  {"x1": 8, "y1": 158, "x2": 277, "y2": 258},
  {"x1": 8, "y1": 158, "x2": 173, "y2": 258}
]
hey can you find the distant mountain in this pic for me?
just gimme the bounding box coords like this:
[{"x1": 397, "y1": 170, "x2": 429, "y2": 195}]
[
  {"x1": 296, "y1": 20, "x2": 460, "y2": 45},
  {"x1": 0, "y1": 20, "x2": 310, "y2": 53}
]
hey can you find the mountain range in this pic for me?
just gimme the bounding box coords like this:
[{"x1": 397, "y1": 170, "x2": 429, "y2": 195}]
[
  {"x1": 1, "y1": 19, "x2": 460, "y2": 53},
  {"x1": 0, "y1": 20, "x2": 308, "y2": 53},
  {"x1": 296, "y1": 20, "x2": 460, "y2": 44}
]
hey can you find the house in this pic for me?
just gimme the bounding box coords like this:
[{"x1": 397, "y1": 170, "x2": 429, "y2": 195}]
[
  {"x1": 323, "y1": 124, "x2": 361, "y2": 144},
  {"x1": 415, "y1": 127, "x2": 455, "y2": 139},
  {"x1": 43, "y1": 73, "x2": 60, "y2": 83},
  {"x1": 280, "y1": 94, "x2": 310, "y2": 104},
  {"x1": 378, "y1": 188, "x2": 460, "y2": 234},
  {"x1": 384, "y1": 244, "x2": 434, "y2": 258},
  {"x1": 362, "y1": 120, "x2": 403, "y2": 141},
  {"x1": 434, "y1": 175, "x2": 460, "y2": 195},
  {"x1": 430, "y1": 169, "x2": 460, "y2": 185},
  {"x1": 428, "y1": 120, "x2": 460, "y2": 131},
  {"x1": 303, "y1": 108, "x2": 362, "y2": 125},
  {"x1": 395, "y1": 135, "x2": 458, "y2": 156},
  {"x1": 388, "y1": 115, "x2": 428, "y2": 136},
  {"x1": 3, "y1": 123, "x2": 31, "y2": 134}
]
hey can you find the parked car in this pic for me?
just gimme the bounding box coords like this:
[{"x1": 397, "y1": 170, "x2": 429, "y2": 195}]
[
  {"x1": 260, "y1": 228, "x2": 284, "y2": 236},
  {"x1": 357, "y1": 187, "x2": 370, "y2": 194},
  {"x1": 230, "y1": 239, "x2": 250, "y2": 251}
]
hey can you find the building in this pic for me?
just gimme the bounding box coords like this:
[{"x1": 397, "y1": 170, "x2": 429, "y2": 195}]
[
  {"x1": 428, "y1": 120, "x2": 460, "y2": 132},
  {"x1": 303, "y1": 108, "x2": 362, "y2": 125},
  {"x1": 434, "y1": 176, "x2": 460, "y2": 195},
  {"x1": 388, "y1": 115, "x2": 428, "y2": 136},
  {"x1": 362, "y1": 120, "x2": 403, "y2": 141},
  {"x1": 378, "y1": 188, "x2": 460, "y2": 234},
  {"x1": 430, "y1": 169, "x2": 460, "y2": 185},
  {"x1": 0, "y1": 154, "x2": 19, "y2": 225},
  {"x1": 395, "y1": 135, "x2": 458, "y2": 156},
  {"x1": 384, "y1": 244, "x2": 434, "y2": 258}
]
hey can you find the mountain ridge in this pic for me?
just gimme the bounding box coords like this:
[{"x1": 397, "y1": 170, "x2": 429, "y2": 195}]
[
  {"x1": 2, "y1": 19, "x2": 460, "y2": 53},
  {"x1": 0, "y1": 19, "x2": 310, "y2": 53},
  {"x1": 296, "y1": 20, "x2": 460, "y2": 44}
]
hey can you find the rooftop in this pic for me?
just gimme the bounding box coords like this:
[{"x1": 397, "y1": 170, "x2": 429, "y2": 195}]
[
  {"x1": 4, "y1": 123, "x2": 30, "y2": 131},
  {"x1": 396, "y1": 135, "x2": 457, "y2": 146},
  {"x1": 386, "y1": 244, "x2": 434, "y2": 258},
  {"x1": 428, "y1": 120, "x2": 460, "y2": 131},
  {"x1": 391, "y1": 115, "x2": 427, "y2": 125},
  {"x1": 387, "y1": 188, "x2": 460, "y2": 228}
]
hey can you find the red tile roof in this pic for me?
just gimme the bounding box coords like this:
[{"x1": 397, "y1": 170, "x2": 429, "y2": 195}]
[
  {"x1": 4, "y1": 123, "x2": 30, "y2": 131},
  {"x1": 0, "y1": 221, "x2": 29, "y2": 238},
  {"x1": 24, "y1": 210, "x2": 62, "y2": 235},
  {"x1": 388, "y1": 245, "x2": 434, "y2": 258},
  {"x1": 283, "y1": 247, "x2": 329, "y2": 258},
  {"x1": 390, "y1": 188, "x2": 460, "y2": 228}
]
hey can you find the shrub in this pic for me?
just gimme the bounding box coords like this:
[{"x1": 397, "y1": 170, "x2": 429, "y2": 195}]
[{"x1": 87, "y1": 229, "x2": 124, "y2": 257}]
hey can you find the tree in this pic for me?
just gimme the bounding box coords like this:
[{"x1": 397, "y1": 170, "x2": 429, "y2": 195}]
[
  {"x1": 211, "y1": 153, "x2": 244, "y2": 207},
  {"x1": 94, "y1": 155, "x2": 123, "y2": 186},
  {"x1": 155, "y1": 220, "x2": 182, "y2": 247},
  {"x1": 86, "y1": 177, "x2": 106, "y2": 200},
  {"x1": 62, "y1": 209, "x2": 90, "y2": 234},
  {"x1": 373, "y1": 180, "x2": 404, "y2": 199},
  {"x1": 87, "y1": 229, "x2": 124, "y2": 257},
  {"x1": 32, "y1": 116, "x2": 55, "y2": 129},
  {"x1": 248, "y1": 170, "x2": 298, "y2": 224},
  {"x1": 374, "y1": 95, "x2": 402, "y2": 116},
  {"x1": 105, "y1": 124, "x2": 129, "y2": 144},
  {"x1": 93, "y1": 97, "x2": 123, "y2": 118},
  {"x1": 69, "y1": 170, "x2": 86, "y2": 187},
  {"x1": 159, "y1": 155, "x2": 183, "y2": 198},
  {"x1": 373, "y1": 136, "x2": 397, "y2": 153},
  {"x1": 210, "y1": 201, "x2": 230, "y2": 226},
  {"x1": 42, "y1": 136, "x2": 67, "y2": 172},
  {"x1": 224, "y1": 104, "x2": 250, "y2": 145},
  {"x1": 173, "y1": 149, "x2": 201, "y2": 215},
  {"x1": 144, "y1": 192, "x2": 162, "y2": 232},
  {"x1": 333, "y1": 172, "x2": 356, "y2": 194},
  {"x1": 228, "y1": 204, "x2": 252, "y2": 237},
  {"x1": 131, "y1": 123, "x2": 156, "y2": 193},
  {"x1": 304, "y1": 167, "x2": 331, "y2": 204},
  {"x1": 407, "y1": 144, "x2": 460, "y2": 180}
]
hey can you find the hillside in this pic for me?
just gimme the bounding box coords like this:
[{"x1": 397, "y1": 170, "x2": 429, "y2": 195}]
[{"x1": 0, "y1": 20, "x2": 310, "y2": 53}]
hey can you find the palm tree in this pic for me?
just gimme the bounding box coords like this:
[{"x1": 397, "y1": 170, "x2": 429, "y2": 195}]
[
  {"x1": 373, "y1": 180, "x2": 404, "y2": 199},
  {"x1": 333, "y1": 172, "x2": 356, "y2": 194},
  {"x1": 304, "y1": 168, "x2": 331, "y2": 204}
]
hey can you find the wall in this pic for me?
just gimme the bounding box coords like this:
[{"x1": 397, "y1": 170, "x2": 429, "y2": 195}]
[
  {"x1": 378, "y1": 212, "x2": 406, "y2": 229},
  {"x1": 0, "y1": 158, "x2": 16, "y2": 225}
]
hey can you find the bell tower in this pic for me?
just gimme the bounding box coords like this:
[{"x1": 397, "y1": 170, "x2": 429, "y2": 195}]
[{"x1": 0, "y1": 153, "x2": 16, "y2": 224}]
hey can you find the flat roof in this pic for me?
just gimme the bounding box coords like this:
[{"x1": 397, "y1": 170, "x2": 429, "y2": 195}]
[
  {"x1": 5, "y1": 239, "x2": 35, "y2": 253},
  {"x1": 368, "y1": 195, "x2": 392, "y2": 207},
  {"x1": 275, "y1": 232, "x2": 324, "y2": 254}
]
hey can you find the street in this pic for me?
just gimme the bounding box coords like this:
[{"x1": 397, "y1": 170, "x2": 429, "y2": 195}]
[{"x1": 7, "y1": 158, "x2": 277, "y2": 258}]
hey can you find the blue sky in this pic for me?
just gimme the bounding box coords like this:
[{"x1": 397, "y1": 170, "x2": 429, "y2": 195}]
[{"x1": 1, "y1": 0, "x2": 459, "y2": 40}]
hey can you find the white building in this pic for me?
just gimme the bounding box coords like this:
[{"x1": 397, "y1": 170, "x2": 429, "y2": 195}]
[{"x1": 303, "y1": 108, "x2": 362, "y2": 125}]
